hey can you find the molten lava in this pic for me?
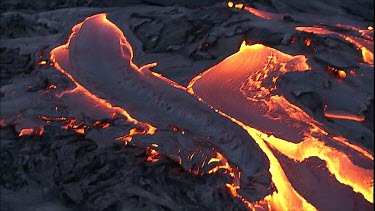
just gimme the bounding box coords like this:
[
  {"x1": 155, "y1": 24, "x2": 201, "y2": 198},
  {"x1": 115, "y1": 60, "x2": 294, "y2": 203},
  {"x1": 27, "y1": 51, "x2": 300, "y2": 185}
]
[
  {"x1": 324, "y1": 111, "x2": 365, "y2": 122},
  {"x1": 18, "y1": 127, "x2": 44, "y2": 137},
  {"x1": 48, "y1": 13, "x2": 275, "y2": 204},
  {"x1": 189, "y1": 41, "x2": 374, "y2": 209},
  {"x1": 2, "y1": 9, "x2": 368, "y2": 211},
  {"x1": 296, "y1": 26, "x2": 374, "y2": 65},
  {"x1": 50, "y1": 51, "x2": 157, "y2": 136},
  {"x1": 228, "y1": 2, "x2": 283, "y2": 20}
]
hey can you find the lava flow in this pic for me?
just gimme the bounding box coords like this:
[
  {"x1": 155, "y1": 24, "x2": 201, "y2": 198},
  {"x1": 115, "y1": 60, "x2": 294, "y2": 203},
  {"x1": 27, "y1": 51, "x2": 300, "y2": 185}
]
[
  {"x1": 1, "y1": 8, "x2": 372, "y2": 211},
  {"x1": 50, "y1": 15, "x2": 156, "y2": 137},
  {"x1": 18, "y1": 127, "x2": 44, "y2": 137},
  {"x1": 50, "y1": 54, "x2": 157, "y2": 136},
  {"x1": 229, "y1": 1, "x2": 374, "y2": 65},
  {"x1": 228, "y1": 1, "x2": 285, "y2": 20},
  {"x1": 47, "y1": 13, "x2": 274, "y2": 203},
  {"x1": 296, "y1": 26, "x2": 374, "y2": 65},
  {"x1": 188, "y1": 41, "x2": 373, "y2": 209}
]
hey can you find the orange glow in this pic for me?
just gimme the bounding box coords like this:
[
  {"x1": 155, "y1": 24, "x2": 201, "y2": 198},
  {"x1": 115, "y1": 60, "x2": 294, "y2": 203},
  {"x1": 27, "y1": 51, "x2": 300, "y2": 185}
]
[
  {"x1": 151, "y1": 143, "x2": 158, "y2": 147},
  {"x1": 51, "y1": 58, "x2": 155, "y2": 136},
  {"x1": 115, "y1": 128, "x2": 145, "y2": 144},
  {"x1": 146, "y1": 147, "x2": 160, "y2": 162},
  {"x1": 19, "y1": 127, "x2": 44, "y2": 137},
  {"x1": 304, "y1": 38, "x2": 311, "y2": 47},
  {"x1": 58, "y1": 117, "x2": 88, "y2": 134},
  {"x1": 73, "y1": 128, "x2": 85, "y2": 134},
  {"x1": 45, "y1": 13, "x2": 374, "y2": 210},
  {"x1": 218, "y1": 111, "x2": 317, "y2": 211},
  {"x1": 332, "y1": 136, "x2": 373, "y2": 160},
  {"x1": 337, "y1": 70, "x2": 346, "y2": 78},
  {"x1": 49, "y1": 14, "x2": 157, "y2": 146},
  {"x1": 188, "y1": 41, "x2": 374, "y2": 209},
  {"x1": 150, "y1": 70, "x2": 187, "y2": 91},
  {"x1": 296, "y1": 26, "x2": 374, "y2": 65},
  {"x1": 37, "y1": 60, "x2": 47, "y2": 65},
  {"x1": 296, "y1": 26, "x2": 337, "y2": 35},
  {"x1": 227, "y1": 1, "x2": 233, "y2": 8},
  {"x1": 189, "y1": 42, "x2": 309, "y2": 101},
  {"x1": 343, "y1": 36, "x2": 374, "y2": 65},
  {"x1": 169, "y1": 125, "x2": 185, "y2": 135},
  {"x1": 327, "y1": 66, "x2": 347, "y2": 79},
  {"x1": 262, "y1": 134, "x2": 373, "y2": 203},
  {"x1": 207, "y1": 151, "x2": 234, "y2": 177},
  {"x1": 38, "y1": 115, "x2": 68, "y2": 122},
  {"x1": 360, "y1": 46, "x2": 373, "y2": 65},
  {"x1": 243, "y1": 7, "x2": 274, "y2": 20},
  {"x1": 47, "y1": 84, "x2": 58, "y2": 89},
  {"x1": 93, "y1": 120, "x2": 110, "y2": 128},
  {"x1": 324, "y1": 111, "x2": 365, "y2": 122},
  {"x1": 178, "y1": 104, "x2": 317, "y2": 210},
  {"x1": 272, "y1": 95, "x2": 371, "y2": 158},
  {"x1": 225, "y1": 184, "x2": 258, "y2": 210},
  {"x1": 349, "y1": 69, "x2": 357, "y2": 76},
  {"x1": 39, "y1": 115, "x2": 89, "y2": 134},
  {"x1": 368, "y1": 26, "x2": 373, "y2": 31},
  {"x1": 235, "y1": 3, "x2": 244, "y2": 9},
  {"x1": 19, "y1": 129, "x2": 34, "y2": 136}
]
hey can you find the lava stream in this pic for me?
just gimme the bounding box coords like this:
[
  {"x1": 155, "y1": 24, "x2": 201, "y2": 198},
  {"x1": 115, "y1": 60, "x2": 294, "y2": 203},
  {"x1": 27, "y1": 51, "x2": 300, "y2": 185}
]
[
  {"x1": 295, "y1": 26, "x2": 374, "y2": 65},
  {"x1": 219, "y1": 111, "x2": 317, "y2": 211},
  {"x1": 228, "y1": 2, "x2": 374, "y2": 65},
  {"x1": 260, "y1": 133, "x2": 373, "y2": 203},
  {"x1": 188, "y1": 41, "x2": 374, "y2": 209},
  {"x1": 20, "y1": 10, "x2": 372, "y2": 211},
  {"x1": 48, "y1": 13, "x2": 274, "y2": 203}
]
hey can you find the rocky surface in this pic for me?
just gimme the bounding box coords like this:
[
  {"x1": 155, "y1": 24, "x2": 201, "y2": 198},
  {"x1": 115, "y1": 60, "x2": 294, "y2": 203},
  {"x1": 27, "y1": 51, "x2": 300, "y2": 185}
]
[
  {"x1": 1, "y1": 126, "x2": 247, "y2": 211},
  {"x1": 1, "y1": 0, "x2": 374, "y2": 210}
]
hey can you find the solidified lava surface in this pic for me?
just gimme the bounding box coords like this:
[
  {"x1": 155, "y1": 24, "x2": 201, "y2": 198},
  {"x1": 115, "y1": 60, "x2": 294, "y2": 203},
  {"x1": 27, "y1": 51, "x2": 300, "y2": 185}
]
[{"x1": 0, "y1": 0, "x2": 374, "y2": 210}]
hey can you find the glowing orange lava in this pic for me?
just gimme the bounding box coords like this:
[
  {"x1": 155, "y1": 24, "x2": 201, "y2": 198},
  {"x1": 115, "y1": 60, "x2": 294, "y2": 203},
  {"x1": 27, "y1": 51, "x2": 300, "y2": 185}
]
[
  {"x1": 261, "y1": 134, "x2": 374, "y2": 203},
  {"x1": 188, "y1": 41, "x2": 374, "y2": 209},
  {"x1": 244, "y1": 7, "x2": 273, "y2": 20},
  {"x1": 18, "y1": 127, "x2": 44, "y2": 137},
  {"x1": 232, "y1": 2, "x2": 283, "y2": 20},
  {"x1": 115, "y1": 128, "x2": 146, "y2": 144},
  {"x1": 220, "y1": 111, "x2": 317, "y2": 211},
  {"x1": 93, "y1": 120, "x2": 110, "y2": 129},
  {"x1": 304, "y1": 38, "x2": 311, "y2": 47},
  {"x1": 296, "y1": 26, "x2": 374, "y2": 65},
  {"x1": 235, "y1": 3, "x2": 244, "y2": 9},
  {"x1": 227, "y1": 1, "x2": 234, "y2": 8},
  {"x1": 49, "y1": 15, "x2": 242, "y2": 190},
  {"x1": 324, "y1": 111, "x2": 365, "y2": 122},
  {"x1": 146, "y1": 147, "x2": 160, "y2": 162},
  {"x1": 46, "y1": 12, "x2": 374, "y2": 211},
  {"x1": 37, "y1": 60, "x2": 47, "y2": 65},
  {"x1": 51, "y1": 46, "x2": 156, "y2": 137},
  {"x1": 327, "y1": 66, "x2": 347, "y2": 79}
]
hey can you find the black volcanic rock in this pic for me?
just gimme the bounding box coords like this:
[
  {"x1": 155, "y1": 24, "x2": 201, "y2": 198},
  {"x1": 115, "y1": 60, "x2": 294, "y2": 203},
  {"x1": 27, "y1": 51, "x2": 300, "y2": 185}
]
[
  {"x1": 0, "y1": 127, "x2": 248, "y2": 211},
  {"x1": 245, "y1": 27, "x2": 285, "y2": 46},
  {"x1": 0, "y1": 0, "x2": 374, "y2": 210},
  {"x1": 155, "y1": 17, "x2": 193, "y2": 52},
  {"x1": 0, "y1": 48, "x2": 32, "y2": 85},
  {"x1": 143, "y1": 0, "x2": 176, "y2": 6}
]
